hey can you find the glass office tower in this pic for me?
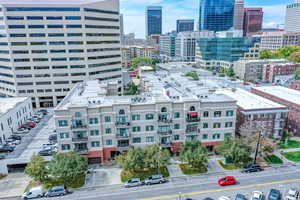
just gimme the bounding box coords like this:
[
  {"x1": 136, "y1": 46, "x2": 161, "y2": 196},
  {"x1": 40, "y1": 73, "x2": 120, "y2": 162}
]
[
  {"x1": 146, "y1": 6, "x2": 162, "y2": 37},
  {"x1": 199, "y1": 0, "x2": 235, "y2": 32}
]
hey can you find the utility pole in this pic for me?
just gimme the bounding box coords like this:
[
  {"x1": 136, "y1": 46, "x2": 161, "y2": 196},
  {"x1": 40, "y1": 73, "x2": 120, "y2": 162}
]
[{"x1": 253, "y1": 130, "x2": 262, "y2": 164}]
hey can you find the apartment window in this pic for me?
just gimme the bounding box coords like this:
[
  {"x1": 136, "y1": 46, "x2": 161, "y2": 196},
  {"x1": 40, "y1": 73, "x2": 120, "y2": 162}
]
[
  {"x1": 50, "y1": 50, "x2": 66, "y2": 53},
  {"x1": 145, "y1": 113, "x2": 154, "y2": 120},
  {"x1": 213, "y1": 123, "x2": 221, "y2": 128},
  {"x1": 49, "y1": 41, "x2": 65, "y2": 45},
  {"x1": 203, "y1": 111, "x2": 209, "y2": 117},
  {"x1": 225, "y1": 133, "x2": 232, "y2": 137},
  {"x1": 68, "y1": 41, "x2": 83, "y2": 45},
  {"x1": 106, "y1": 139, "x2": 112, "y2": 145},
  {"x1": 61, "y1": 144, "x2": 70, "y2": 150},
  {"x1": 9, "y1": 25, "x2": 25, "y2": 29},
  {"x1": 47, "y1": 24, "x2": 63, "y2": 28},
  {"x1": 225, "y1": 122, "x2": 233, "y2": 128},
  {"x1": 7, "y1": 16, "x2": 24, "y2": 20},
  {"x1": 7, "y1": 7, "x2": 80, "y2": 11},
  {"x1": 214, "y1": 111, "x2": 222, "y2": 117},
  {"x1": 91, "y1": 141, "x2": 100, "y2": 147},
  {"x1": 203, "y1": 123, "x2": 208, "y2": 129},
  {"x1": 27, "y1": 16, "x2": 43, "y2": 20},
  {"x1": 146, "y1": 125, "x2": 154, "y2": 131},
  {"x1": 46, "y1": 16, "x2": 62, "y2": 20},
  {"x1": 58, "y1": 120, "x2": 68, "y2": 127},
  {"x1": 65, "y1": 16, "x2": 81, "y2": 20},
  {"x1": 146, "y1": 136, "x2": 154, "y2": 143},
  {"x1": 213, "y1": 133, "x2": 220, "y2": 139},
  {"x1": 59, "y1": 132, "x2": 69, "y2": 139},
  {"x1": 105, "y1": 128, "x2": 111, "y2": 134},
  {"x1": 28, "y1": 25, "x2": 44, "y2": 28},
  {"x1": 202, "y1": 134, "x2": 208, "y2": 140},
  {"x1": 174, "y1": 135, "x2": 180, "y2": 141},
  {"x1": 32, "y1": 50, "x2": 48, "y2": 54},
  {"x1": 29, "y1": 33, "x2": 45, "y2": 37},
  {"x1": 48, "y1": 33, "x2": 64, "y2": 37},
  {"x1": 174, "y1": 124, "x2": 180, "y2": 129},
  {"x1": 132, "y1": 126, "x2": 141, "y2": 132},
  {"x1": 66, "y1": 24, "x2": 82, "y2": 28},
  {"x1": 104, "y1": 116, "x2": 111, "y2": 122},
  {"x1": 174, "y1": 112, "x2": 180, "y2": 118},
  {"x1": 226, "y1": 110, "x2": 234, "y2": 117},
  {"x1": 67, "y1": 33, "x2": 83, "y2": 37},
  {"x1": 89, "y1": 118, "x2": 99, "y2": 124},
  {"x1": 10, "y1": 33, "x2": 26, "y2": 37},
  {"x1": 69, "y1": 49, "x2": 84, "y2": 53},
  {"x1": 133, "y1": 137, "x2": 141, "y2": 143},
  {"x1": 132, "y1": 114, "x2": 140, "y2": 121}
]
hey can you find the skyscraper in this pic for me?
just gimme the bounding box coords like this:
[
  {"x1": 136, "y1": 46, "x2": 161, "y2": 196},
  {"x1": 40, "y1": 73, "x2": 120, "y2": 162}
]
[
  {"x1": 243, "y1": 8, "x2": 263, "y2": 36},
  {"x1": 120, "y1": 14, "x2": 124, "y2": 45},
  {"x1": 199, "y1": 0, "x2": 235, "y2": 32},
  {"x1": 285, "y1": 0, "x2": 300, "y2": 32},
  {"x1": 176, "y1": 19, "x2": 194, "y2": 33},
  {"x1": 233, "y1": 0, "x2": 244, "y2": 30},
  {"x1": 146, "y1": 6, "x2": 162, "y2": 37}
]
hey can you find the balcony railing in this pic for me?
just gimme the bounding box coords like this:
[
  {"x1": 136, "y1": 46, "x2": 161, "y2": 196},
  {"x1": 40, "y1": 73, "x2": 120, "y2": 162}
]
[
  {"x1": 157, "y1": 130, "x2": 172, "y2": 135},
  {"x1": 75, "y1": 149, "x2": 88, "y2": 154},
  {"x1": 158, "y1": 119, "x2": 172, "y2": 123},
  {"x1": 71, "y1": 124, "x2": 87, "y2": 129},
  {"x1": 115, "y1": 122, "x2": 130, "y2": 126},
  {"x1": 185, "y1": 128, "x2": 198, "y2": 134},
  {"x1": 186, "y1": 118, "x2": 200, "y2": 123},
  {"x1": 116, "y1": 134, "x2": 130, "y2": 139},
  {"x1": 72, "y1": 137, "x2": 88, "y2": 142}
]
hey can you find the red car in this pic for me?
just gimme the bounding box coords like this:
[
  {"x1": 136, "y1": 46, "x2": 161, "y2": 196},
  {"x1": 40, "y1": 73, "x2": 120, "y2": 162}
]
[
  {"x1": 218, "y1": 176, "x2": 237, "y2": 186},
  {"x1": 20, "y1": 122, "x2": 36, "y2": 128}
]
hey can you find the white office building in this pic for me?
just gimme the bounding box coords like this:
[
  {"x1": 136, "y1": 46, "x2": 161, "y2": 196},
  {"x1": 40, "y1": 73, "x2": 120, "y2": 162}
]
[
  {"x1": 285, "y1": 0, "x2": 300, "y2": 32},
  {"x1": 0, "y1": 97, "x2": 33, "y2": 144},
  {"x1": 0, "y1": 0, "x2": 122, "y2": 108}
]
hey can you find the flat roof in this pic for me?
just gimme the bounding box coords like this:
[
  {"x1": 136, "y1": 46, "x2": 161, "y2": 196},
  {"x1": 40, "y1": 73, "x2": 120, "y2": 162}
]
[
  {"x1": 0, "y1": 97, "x2": 28, "y2": 116},
  {"x1": 253, "y1": 86, "x2": 300, "y2": 106},
  {"x1": 0, "y1": 0, "x2": 105, "y2": 5},
  {"x1": 217, "y1": 88, "x2": 286, "y2": 110}
]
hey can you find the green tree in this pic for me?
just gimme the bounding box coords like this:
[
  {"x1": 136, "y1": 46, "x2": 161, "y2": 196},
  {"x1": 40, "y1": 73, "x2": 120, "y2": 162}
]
[
  {"x1": 131, "y1": 57, "x2": 154, "y2": 70},
  {"x1": 180, "y1": 140, "x2": 208, "y2": 167},
  {"x1": 218, "y1": 137, "x2": 252, "y2": 165},
  {"x1": 25, "y1": 155, "x2": 48, "y2": 183},
  {"x1": 295, "y1": 68, "x2": 300, "y2": 80},
  {"x1": 260, "y1": 49, "x2": 274, "y2": 59},
  {"x1": 185, "y1": 71, "x2": 199, "y2": 80},
  {"x1": 289, "y1": 52, "x2": 300, "y2": 63},
  {"x1": 144, "y1": 144, "x2": 171, "y2": 169},
  {"x1": 47, "y1": 152, "x2": 88, "y2": 187},
  {"x1": 226, "y1": 67, "x2": 235, "y2": 78},
  {"x1": 116, "y1": 148, "x2": 146, "y2": 171}
]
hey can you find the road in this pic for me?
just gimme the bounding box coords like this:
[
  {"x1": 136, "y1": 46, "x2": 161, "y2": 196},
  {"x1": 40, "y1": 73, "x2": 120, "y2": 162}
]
[{"x1": 3, "y1": 164, "x2": 300, "y2": 200}]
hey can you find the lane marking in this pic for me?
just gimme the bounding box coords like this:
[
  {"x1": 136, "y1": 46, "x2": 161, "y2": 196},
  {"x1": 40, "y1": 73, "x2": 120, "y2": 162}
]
[{"x1": 140, "y1": 178, "x2": 300, "y2": 200}]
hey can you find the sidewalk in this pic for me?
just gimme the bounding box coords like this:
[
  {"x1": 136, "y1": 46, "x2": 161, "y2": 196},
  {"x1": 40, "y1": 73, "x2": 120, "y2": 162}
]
[
  {"x1": 274, "y1": 151, "x2": 295, "y2": 164},
  {"x1": 207, "y1": 156, "x2": 225, "y2": 173},
  {"x1": 280, "y1": 148, "x2": 300, "y2": 153}
]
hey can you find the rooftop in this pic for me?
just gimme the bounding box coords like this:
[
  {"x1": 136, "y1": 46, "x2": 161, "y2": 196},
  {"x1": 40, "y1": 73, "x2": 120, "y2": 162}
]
[
  {"x1": 0, "y1": 0, "x2": 106, "y2": 5},
  {"x1": 253, "y1": 86, "x2": 300, "y2": 106},
  {"x1": 0, "y1": 97, "x2": 28, "y2": 116},
  {"x1": 216, "y1": 88, "x2": 286, "y2": 110}
]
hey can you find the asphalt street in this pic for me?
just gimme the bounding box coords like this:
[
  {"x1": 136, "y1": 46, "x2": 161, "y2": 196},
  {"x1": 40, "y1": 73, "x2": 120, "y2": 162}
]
[{"x1": 3, "y1": 164, "x2": 300, "y2": 200}]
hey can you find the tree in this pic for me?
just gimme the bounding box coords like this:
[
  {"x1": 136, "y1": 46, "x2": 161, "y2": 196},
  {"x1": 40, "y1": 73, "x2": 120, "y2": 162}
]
[
  {"x1": 226, "y1": 67, "x2": 235, "y2": 78},
  {"x1": 260, "y1": 49, "x2": 274, "y2": 59},
  {"x1": 116, "y1": 148, "x2": 146, "y2": 171},
  {"x1": 46, "y1": 152, "x2": 88, "y2": 187},
  {"x1": 218, "y1": 137, "x2": 252, "y2": 165},
  {"x1": 185, "y1": 71, "x2": 199, "y2": 80},
  {"x1": 295, "y1": 68, "x2": 300, "y2": 80},
  {"x1": 180, "y1": 140, "x2": 208, "y2": 167},
  {"x1": 290, "y1": 52, "x2": 300, "y2": 64},
  {"x1": 25, "y1": 155, "x2": 48, "y2": 183},
  {"x1": 131, "y1": 57, "x2": 154, "y2": 70},
  {"x1": 144, "y1": 144, "x2": 170, "y2": 169}
]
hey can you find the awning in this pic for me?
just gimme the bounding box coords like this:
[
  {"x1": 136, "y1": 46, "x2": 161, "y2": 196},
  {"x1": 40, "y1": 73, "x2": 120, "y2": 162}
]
[
  {"x1": 190, "y1": 113, "x2": 198, "y2": 116},
  {"x1": 87, "y1": 150, "x2": 102, "y2": 158}
]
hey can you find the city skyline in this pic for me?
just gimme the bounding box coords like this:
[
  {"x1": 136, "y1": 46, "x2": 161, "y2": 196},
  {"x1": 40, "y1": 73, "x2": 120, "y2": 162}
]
[{"x1": 120, "y1": 0, "x2": 291, "y2": 38}]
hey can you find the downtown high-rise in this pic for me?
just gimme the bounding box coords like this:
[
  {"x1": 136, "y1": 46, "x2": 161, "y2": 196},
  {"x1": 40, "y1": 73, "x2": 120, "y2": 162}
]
[
  {"x1": 0, "y1": 0, "x2": 122, "y2": 108},
  {"x1": 285, "y1": 0, "x2": 300, "y2": 32},
  {"x1": 199, "y1": 0, "x2": 235, "y2": 32},
  {"x1": 146, "y1": 6, "x2": 162, "y2": 37},
  {"x1": 176, "y1": 19, "x2": 194, "y2": 33}
]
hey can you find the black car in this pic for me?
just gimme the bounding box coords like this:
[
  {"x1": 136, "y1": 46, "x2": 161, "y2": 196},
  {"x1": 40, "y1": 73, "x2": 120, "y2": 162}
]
[
  {"x1": 38, "y1": 109, "x2": 48, "y2": 115},
  {"x1": 242, "y1": 163, "x2": 263, "y2": 173},
  {"x1": 0, "y1": 145, "x2": 14, "y2": 152},
  {"x1": 49, "y1": 134, "x2": 57, "y2": 141},
  {"x1": 203, "y1": 198, "x2": 214, "y2": 200},
  {"x1": 38, "y1": 149, "x2": 53, "y2": 156},
  {"x1": 10, "y1": 135, "x2": 22, "y2": 140},
  {"x1": 268, "y1": 189, "x2": 281, "y2": 200},
  {"x1": 236, "y1": 194, "x2": 247, "y2": 200}
]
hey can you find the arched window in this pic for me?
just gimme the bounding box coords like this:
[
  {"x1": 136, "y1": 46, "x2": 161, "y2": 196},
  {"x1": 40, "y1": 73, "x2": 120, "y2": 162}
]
[
  {"x1": 74, "y1": 112, "x2": 81, "y2": 118},
  {"x1": 161, "y1": 107, "x2": 167, "y2": 113},
  {"x1": 190, "y1": 106, "x2": 195, "y2": 111},
  {"x1": 119, "y1": 109, "x2": 125, "y2": 115}
]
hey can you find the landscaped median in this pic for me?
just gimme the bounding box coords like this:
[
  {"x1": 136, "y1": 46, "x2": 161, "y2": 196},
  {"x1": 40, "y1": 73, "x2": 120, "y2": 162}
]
[
  {"x1": 217, "y1": 160, "x2": 243, "y2": 170},
  {"x1": 278, "y1": 140, "x2": 300, "y2": 149},
  {"x1": 179, "y1": 164, "x2": 207, "y2": 175},
  {"x1": 120, "y1": 167, "x2": 169, "y2": 182},
  {"x1": 264, "y1": 154, "x2": 283, "y2": 164},
  {"x1": 282, "y1": 151, "x2": 300, "y2": 162}
]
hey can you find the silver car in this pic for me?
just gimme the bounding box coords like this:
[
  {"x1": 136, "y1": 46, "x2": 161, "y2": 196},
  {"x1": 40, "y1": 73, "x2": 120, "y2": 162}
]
[
  {"x1": 285, "y1": 188, "x2": 299, "y2": 200},
  {"x1": 124, "y1": 178, "x2": 143, "y2": 188}
]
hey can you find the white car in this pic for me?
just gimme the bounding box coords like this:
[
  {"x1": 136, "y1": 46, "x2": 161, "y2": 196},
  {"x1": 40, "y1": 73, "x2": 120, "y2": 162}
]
[
  {"x1": 21, "y1": 186, "x2": 45, "y2": 199},
  {"x1": 251, "y1": 191, "x2": 264, "y2": 200},
  {"x1": 219, "y1": 196, "x2": 231, "y2": 200},
  {"x1": 16, "y1": 129, "x2": 29, "y2": 134},
  {"x1": 285, "y1": 188, "x2": 299, "y2": 200}
]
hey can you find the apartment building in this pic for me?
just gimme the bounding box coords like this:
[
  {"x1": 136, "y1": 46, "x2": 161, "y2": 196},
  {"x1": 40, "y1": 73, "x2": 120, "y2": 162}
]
[
  {"x1": 0, "y1": 0, "x2": 122, "y2": 108},
  {"x1": 121, "y1": 46, "x2": 157, "y2": 67},
  {"x1": 252, "y1": 86, "x2": 300, "y2": 136},
  {"x1": 263, "y1": 63, "x2": 300, "y2": 83},
  {"x1": 54, "y1": 72, "x2": 237, "y2": 163},
  {"x1": 254, "y1": 31, "x2": 300, "y2": 51},
  {"x1": 233, "y1": 59, "x2": 289, "y2": 82},
  {"x1": 217, "y1": 88, "x2": 287, "y2": 138},
  {"x1": 0, "y1": 97, "x2": 33, "y2": 144}
]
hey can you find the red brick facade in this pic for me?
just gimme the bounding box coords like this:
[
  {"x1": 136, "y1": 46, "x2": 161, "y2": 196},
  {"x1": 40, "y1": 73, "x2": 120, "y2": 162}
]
[
  {"x1": 263, "y1": 63, "x2": 300, "y2": 83},
  {"x1": 289, "y1": 80, "x2": 300, "y2": 91}
]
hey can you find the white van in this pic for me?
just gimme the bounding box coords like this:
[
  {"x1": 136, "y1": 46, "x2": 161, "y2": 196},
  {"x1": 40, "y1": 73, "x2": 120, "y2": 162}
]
[{"x1": 21, "y1": 186, "x2": 45, "y2": 199}]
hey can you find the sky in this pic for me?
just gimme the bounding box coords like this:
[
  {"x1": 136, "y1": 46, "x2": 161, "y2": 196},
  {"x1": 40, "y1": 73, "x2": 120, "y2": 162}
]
[{"x1": 120, "y1": 0, "x2": 292, "y2": 38}]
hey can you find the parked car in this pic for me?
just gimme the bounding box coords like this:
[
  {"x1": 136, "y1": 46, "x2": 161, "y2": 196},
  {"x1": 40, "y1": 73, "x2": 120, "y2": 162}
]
[
  {"x1": 45, "y1": 186, "x2": 68, "y2": 197},
  {"x1": 144, "y1": 174, "x2": 166, "y2": 185},
  {"x1": 11, "y1": 135, "x2": 22, "y2": 140},
  {"x1": 21, "y1": 122, "x2": 36, "y2": 128},
  {"x1": 16, "y1": 129, "x2": 29, "y2": 134},
  {"x1": 285, "y1": 188, "x2": 299, "y2": 200},
  {"x1": 125, "y1": 178, "x2": 143, "y2": 188},
  {"x1": 0, "y1": 145, "x2": 14, "y2": 152},
  {"x1": 203, "y1": 198, "x2": 214, "y2": 200},
  {"x1": 235, "y1": 194, "x2": 247, "y2": 200},
  {"x1": 219, "y1": 196, "x2": 231, "y2": 200},
  {"x1": 49, "y1": 134, "x2": 57, "y2": 142},
  {"x1": 242, "y1": 163, "x2": 263, "y2": 173},
  {"x1": 251, "y1": 191, "x2": 264, "y2": 200},
  {"x1": 268, "y1": 189, "x2": 281, "y2": 200},
  {"x1": 38, "y1": 109, "x2": 48, "y2": 115},
  {"x1": 0, "y1": 154, "x2": 5, "y2": 159},
  {"x1": 218, "y1": 176, "x2": 237, "y2": 186},
  {"x1": 38, "y1": 149, "x2": 54, "y2": 156},
  {"x1": 21, "y1": 186, "x2": 45, "y2": 199}
]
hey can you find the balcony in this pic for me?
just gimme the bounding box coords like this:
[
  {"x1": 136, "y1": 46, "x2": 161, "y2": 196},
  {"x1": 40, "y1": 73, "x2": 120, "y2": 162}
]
[
  {"x1": 157, "y1": 130, "x2": 172, "y2": 135},
  {"x1": 71, "y1": 124, "x2": 87, "y2": 129},
  {"x1": 115, "y1": 122, "x2": 130, "y2": 126},
  {"x1": 185, "y1": 128, "x2": 199, "y2": 134},
  {"x1": 158, "y1": 119, "x2": 172, "y2": 123},
  {"x1": 75, "y1": 148, "x2": 88, "y2": 154},
  {"x1": 116, "y1": 134, "x2": 130, "y2": 139},
  {"x1": 72, "y1": 137, "x2": 88, "y2": 142},
  {"x1": 160, "y1": 142, "x2": 172, "y2": 148},
  {"x1": 186, "y1": 118, "x2": 200, "y2": 123}
]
